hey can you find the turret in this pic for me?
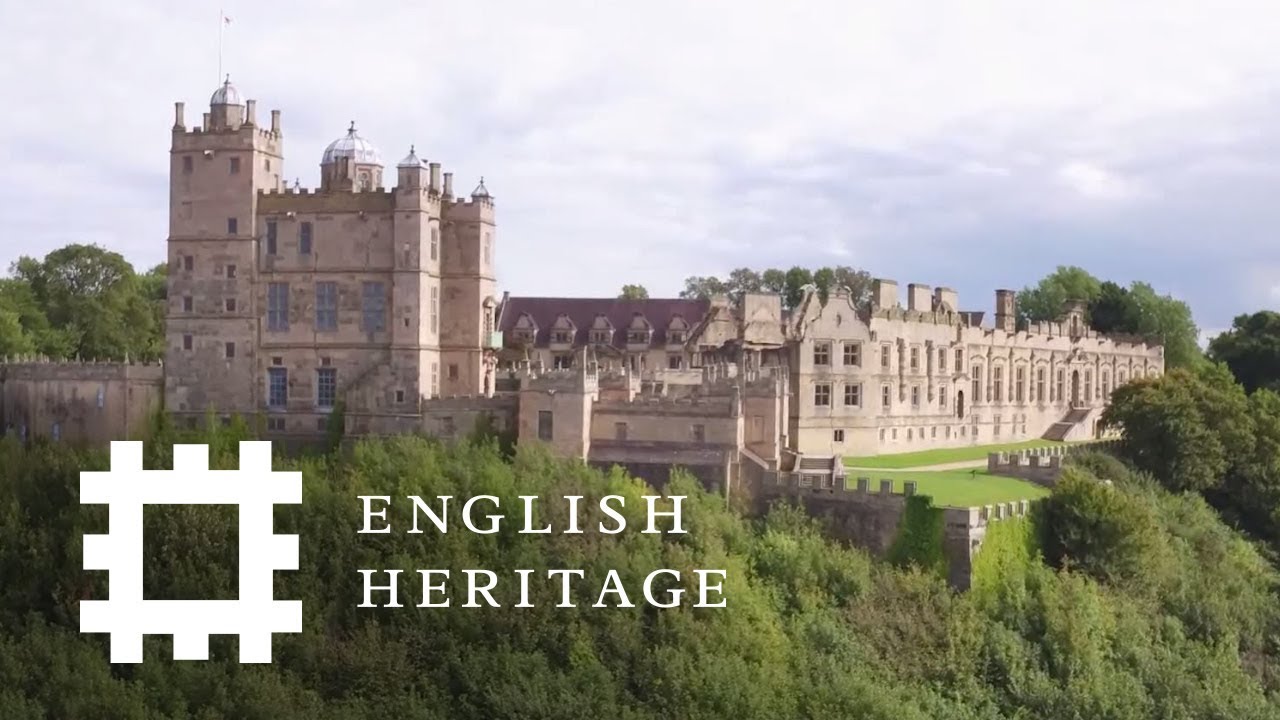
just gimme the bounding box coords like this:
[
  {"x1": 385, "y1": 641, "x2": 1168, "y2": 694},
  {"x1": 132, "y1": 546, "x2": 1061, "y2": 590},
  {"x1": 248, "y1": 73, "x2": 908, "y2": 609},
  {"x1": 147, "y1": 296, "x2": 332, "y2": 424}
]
[
  {"x1": 207, "y1": 75, "x2": 244, "y2": 130},
  {"x1": 396, "y1": 145, "x2": 428, "y2": 190},
  {"x1": 320, "y1": 122, "x2": 383, "y2": 192}
]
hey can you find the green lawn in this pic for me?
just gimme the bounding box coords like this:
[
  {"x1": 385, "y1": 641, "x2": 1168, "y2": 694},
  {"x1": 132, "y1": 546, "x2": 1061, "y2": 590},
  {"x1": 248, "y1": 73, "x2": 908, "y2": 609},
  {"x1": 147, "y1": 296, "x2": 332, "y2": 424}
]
[
  {"x1": 844, "y1": 439, "x2": 1074, "y2": 469},
  {"x1": 843, "y1": 469, "x2": 1051, "y2": 508}
]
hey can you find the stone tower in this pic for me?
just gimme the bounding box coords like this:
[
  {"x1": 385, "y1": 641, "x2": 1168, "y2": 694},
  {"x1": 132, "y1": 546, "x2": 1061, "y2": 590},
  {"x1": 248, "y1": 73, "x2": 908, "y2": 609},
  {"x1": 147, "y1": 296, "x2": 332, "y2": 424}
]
[
  {"x1": 391, "y1": 146, "x2": 444, "y2": 403},
  {"x1": 165, "y1": 76, "x2": 283, "y2": 422},
  {"x1": 439, "y1": 177, "x2": 499, "y2": 396}
]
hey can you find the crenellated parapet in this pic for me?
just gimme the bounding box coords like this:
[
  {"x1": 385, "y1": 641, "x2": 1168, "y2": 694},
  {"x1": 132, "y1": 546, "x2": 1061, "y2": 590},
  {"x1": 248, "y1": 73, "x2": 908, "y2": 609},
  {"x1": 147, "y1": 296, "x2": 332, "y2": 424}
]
[
  {"x1": 519, "y1": 366, "x2": 599, "y2": 395},
  {"x1": 596, "y1": 393, "x2": 739, "y2": 418},
  {"x1": 0, "y1": 357, "x2": 165, "y2": 382},
  {"x1": 1, "y1": 358, "x2": 165, "y2": 445},
  {"x1": 420, "y1": 394, "x2": 518, "y2": 410},
  {"x1": 257, "y1": 187, "x2": 397, "y2": 214},
  {"x1": 986, "y1": 440, "x2": 1119, "y2": 487}
]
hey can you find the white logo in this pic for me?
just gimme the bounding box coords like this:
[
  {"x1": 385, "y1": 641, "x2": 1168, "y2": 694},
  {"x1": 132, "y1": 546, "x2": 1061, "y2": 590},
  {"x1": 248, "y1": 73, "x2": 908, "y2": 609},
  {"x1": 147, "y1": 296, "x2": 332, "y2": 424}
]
[{"x1": 80, "y1": 441, "x2": 302, "y2": 663}]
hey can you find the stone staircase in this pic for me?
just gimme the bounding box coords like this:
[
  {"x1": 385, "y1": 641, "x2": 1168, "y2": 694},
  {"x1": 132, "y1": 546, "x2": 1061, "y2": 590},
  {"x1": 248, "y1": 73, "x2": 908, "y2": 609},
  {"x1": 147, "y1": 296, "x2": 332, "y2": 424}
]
[
  {"x1": 798, "y1": 455, "x2": 835, "y2": 472},
  {"x1": 790, "y1": 454, "x2": 844, "y2": 488},
  {"x1": 1042, "y1": 406, "x2": 1093, "y2": 441}
]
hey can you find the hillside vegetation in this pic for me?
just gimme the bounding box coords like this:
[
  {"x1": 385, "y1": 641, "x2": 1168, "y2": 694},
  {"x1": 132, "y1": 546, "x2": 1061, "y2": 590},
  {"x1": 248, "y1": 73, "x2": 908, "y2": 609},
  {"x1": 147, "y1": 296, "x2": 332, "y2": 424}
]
[{"x1": 2, "y1": 415, "x2": 1279, "y2": 719}]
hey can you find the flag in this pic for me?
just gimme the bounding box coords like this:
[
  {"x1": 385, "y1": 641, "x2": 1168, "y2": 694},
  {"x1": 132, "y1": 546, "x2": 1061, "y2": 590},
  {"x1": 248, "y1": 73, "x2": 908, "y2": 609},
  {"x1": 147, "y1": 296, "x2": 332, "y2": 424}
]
[{"x1": 224, "y1": 15, "x2": 232, "y2": 25}]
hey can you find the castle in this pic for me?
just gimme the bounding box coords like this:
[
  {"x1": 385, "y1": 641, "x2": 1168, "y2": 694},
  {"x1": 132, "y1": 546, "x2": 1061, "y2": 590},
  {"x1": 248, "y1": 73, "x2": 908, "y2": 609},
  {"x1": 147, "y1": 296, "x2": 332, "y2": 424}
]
[{"x1": 0, "y1": 76, "x2": 1165, "y2": 496}]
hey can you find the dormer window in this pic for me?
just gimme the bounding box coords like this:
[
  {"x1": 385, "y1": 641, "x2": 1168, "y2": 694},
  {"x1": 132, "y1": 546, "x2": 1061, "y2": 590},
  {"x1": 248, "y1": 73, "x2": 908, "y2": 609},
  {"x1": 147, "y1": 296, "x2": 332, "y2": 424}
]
[
  {"x1": 628, "y1": 330, "x2": 650, "y2": 344},
  {"x1": 591, "y1": 330, "x2": 611, "y2": 344},
  {"x1": 552, "y1": 330, "x2": 572, "y2": 344},
  {"x1": 668, "y1": 331, "x2": 685, "y2": 344}
]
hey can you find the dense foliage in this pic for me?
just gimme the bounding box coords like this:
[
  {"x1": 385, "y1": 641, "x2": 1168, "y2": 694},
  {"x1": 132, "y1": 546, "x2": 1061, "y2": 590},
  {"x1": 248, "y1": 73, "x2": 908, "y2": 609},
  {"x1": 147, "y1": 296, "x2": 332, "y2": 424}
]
[
  {"x1": 680, "y1": 265, "x2": 874, "y2": 310},
  {"x1": 3, "y1": 422, "x2": 1280, "y2": 718},
  {"x1": 1016, "y1": 266, "x2": 1201, "y2": 367},
  {"x1": 1104, "y1": 362, "x2": 1280, "y2": 547},
  {"x1": 0, "y1": 243, "x2": 166, "y2": 361},
  {"x1": 1209, "y1": 310, "x2": 1280, "y2": 394}
]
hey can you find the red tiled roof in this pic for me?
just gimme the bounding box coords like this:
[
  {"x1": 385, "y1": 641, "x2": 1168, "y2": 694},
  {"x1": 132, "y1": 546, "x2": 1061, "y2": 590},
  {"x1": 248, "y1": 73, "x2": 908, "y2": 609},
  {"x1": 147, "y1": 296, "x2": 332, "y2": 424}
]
[{"x1": 497, "y1": 296, "x2": 710, "y2": 349}]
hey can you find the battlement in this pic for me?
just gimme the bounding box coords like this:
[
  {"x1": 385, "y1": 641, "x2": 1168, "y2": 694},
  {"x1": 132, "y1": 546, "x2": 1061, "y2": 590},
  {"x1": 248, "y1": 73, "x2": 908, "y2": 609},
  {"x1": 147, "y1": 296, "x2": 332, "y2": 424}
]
[
  {"x1": 257, "y1": 188, "x2": 396, "y2": 215},
  {"x1": 445, "y1": 196, "x2": 496, "y2": 210},
  {"x1": 519, "y1": 367, "x2": 599, "y2": 394},
  {"x1": 986, "y1": 440, "x2": 1119, "y2": 487},
  {"x1": 595, "y1": 393, "x2": 738, "y2": 417},
  {"x1": 764, "y1": 470, "x2": 1036, "y2": 519},
  {"x1": 0, "y1": 357, "x2": 165, "y2": 382},
  {"x1": 442, "y1": 194, "x2": 496, "y2": 222},
  {"x1": 174, "y1": 125, "x2": 281, "y2": 139},
  {"x1": 942, "y1": 498, "x2": 1034, "y2": 529},
  {"x1": 421, "y1": 394, "x2": 518, "y2": 410}
]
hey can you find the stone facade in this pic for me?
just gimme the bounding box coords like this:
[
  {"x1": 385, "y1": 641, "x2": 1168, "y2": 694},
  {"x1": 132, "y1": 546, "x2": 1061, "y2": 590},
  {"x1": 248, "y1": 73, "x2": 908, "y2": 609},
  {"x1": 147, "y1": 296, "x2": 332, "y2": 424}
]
[
  {"x1": 0, "y1": 73, "x2": 1168, "y2": 587},
  {"x1": 747, "y1": 465, "x2": 1037, "y2": 589},
  {"x1": 164, "y1": 78, "x2": 498, "y2": 439},
  {"x1": 776, "y1": 281, "x2": 1163, "y2": 456},
  {"x1": 0, "y1": 360, "x2": 163, "y2": 445},
  {"x1": 0, "y1": 73, "x2": 1164, "y2": 496}
]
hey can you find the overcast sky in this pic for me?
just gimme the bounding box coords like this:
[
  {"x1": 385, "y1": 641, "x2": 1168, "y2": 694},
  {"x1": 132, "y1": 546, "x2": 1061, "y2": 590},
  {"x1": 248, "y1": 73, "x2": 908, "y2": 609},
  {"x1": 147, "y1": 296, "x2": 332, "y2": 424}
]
[{"x1": 4, "y1": 1, "x2": 1279, "y2": 339}]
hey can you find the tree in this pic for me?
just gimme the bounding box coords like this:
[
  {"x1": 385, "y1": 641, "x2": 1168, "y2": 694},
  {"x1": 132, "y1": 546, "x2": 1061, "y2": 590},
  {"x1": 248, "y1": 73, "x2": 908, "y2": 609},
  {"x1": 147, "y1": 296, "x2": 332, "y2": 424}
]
[
  {"x1": 618, "y1": 284, "x2": 649, "y2": 300},
  {"x1": 811, "y1": 267, "x2": 836, "y2": 304},
  {"x1": 1016, "y1": 266, "x2": 1101, "y2": 325},
  {"x1": 1124, "y1": 282, "x2": 1201, "y2": 369},
  {"x1": 832, "y1": 266, "x2": 874, "y2": 311},
  {"x1": 679, "y1": 275, "x2": 730, "y2": 300},
  {"x1": 1102, "y1": 364, "x2": 1253, "y2": 493},
  {"x1": 1036, "y1": 468, "x2": 1170, "y2": 588},
  {"x1": 678, "y1": 265, "x2": 873, "y2": 311},
  {"x1": 782, "y1": 266, "x2": 814, "y2": 310},
  {"x1": 726, "y1": 268, "x2": 763, "y2": 298},
  {"x1": 1216, "y1": 388, "x2": 1280, "y2": 543},
  {"x1": 1208, "y1": 310, "x2": 1280, "y2": 394},
  {"x1": 0, "y1": 277, "x2": 68, "y2": 358},
  {"x1": 7, "y1": 244, "x2": 161, "y2": 361},
  {"x1": 1017, "y1": 267, "x2": 1201, "y2": 368},
  {"x1": 1088, "y1": 281, "x2": 1136, "y2": 334},
  {"x1": 761, "y1": 268, "x2": 787, "y2": 294}
]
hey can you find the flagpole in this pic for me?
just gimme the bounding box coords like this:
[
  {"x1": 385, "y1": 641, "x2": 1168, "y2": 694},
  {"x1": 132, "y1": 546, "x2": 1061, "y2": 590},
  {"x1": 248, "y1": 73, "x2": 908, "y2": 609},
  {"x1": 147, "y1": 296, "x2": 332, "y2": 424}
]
[{"x1": 218, "y1": 7, "x2": 224, "y2": 84}]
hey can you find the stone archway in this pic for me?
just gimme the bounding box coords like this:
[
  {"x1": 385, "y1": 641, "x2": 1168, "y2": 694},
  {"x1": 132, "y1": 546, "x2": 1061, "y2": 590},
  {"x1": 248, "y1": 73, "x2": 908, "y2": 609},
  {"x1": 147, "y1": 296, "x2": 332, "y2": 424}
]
[{"x1": 1071, "y1": 370, "x2": 1081, "y2": 406}]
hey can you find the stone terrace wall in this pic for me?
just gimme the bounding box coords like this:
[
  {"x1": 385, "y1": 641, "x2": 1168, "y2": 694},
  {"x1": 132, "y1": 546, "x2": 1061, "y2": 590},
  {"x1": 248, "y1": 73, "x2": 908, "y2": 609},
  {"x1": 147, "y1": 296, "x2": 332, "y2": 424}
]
[
  {"x1": 0, "y1": 359, "x2": 164, "y2": 445},
  {"x1": 987, "y1": 440, "x2": 1120, "y2": 488},
  {"x1": 748, "y1": 469, "x2": 1035, "y2": 589},
  {"x1": 420, "y1": 394, "x2": 519, "y2": 441}
]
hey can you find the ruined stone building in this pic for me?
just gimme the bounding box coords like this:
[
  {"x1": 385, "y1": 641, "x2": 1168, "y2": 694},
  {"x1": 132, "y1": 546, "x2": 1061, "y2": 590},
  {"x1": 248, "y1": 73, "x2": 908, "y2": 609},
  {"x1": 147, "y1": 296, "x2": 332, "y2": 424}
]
[{"x1": 0, "y1": 74, "x2": 1164, "y2": 494}]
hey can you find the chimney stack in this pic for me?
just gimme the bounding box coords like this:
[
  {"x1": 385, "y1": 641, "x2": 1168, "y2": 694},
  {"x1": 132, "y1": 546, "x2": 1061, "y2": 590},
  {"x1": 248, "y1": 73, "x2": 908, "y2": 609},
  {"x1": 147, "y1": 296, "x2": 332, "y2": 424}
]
[
  {"x1": 429, "y1": 162, "x2": 441, "y2": 193},
  {"x1": 173, "y1": 102, "x2": 186, "y2": 130},
  {"x1": 994, "y1": 289, "x2": 1017, "y2": 332},
  {"x1": 443, "y1": 172, "x2": 454, "y2": 198},
  {"x1": 270, "y1": 109, "x2": 281, "y2": 134},
  {"x1": 244, "y1": 99, "x2": 257, "y2": 126}
]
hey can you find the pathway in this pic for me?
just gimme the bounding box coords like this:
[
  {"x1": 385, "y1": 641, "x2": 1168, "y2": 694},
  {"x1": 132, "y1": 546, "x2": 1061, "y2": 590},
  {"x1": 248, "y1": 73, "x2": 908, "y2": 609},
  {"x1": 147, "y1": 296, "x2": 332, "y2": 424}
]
[{"x1": 845, "y1": 459, "x2": 987, "y2": 473}]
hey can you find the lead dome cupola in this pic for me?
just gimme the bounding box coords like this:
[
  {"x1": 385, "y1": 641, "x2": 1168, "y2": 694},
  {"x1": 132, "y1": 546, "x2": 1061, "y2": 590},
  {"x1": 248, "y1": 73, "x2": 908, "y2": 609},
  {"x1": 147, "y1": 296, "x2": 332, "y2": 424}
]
[
  {"x1": 210, "y1": 75, "x2": 242, "y2": 106},
  {"x1": 322, "y1": 122, "x2": 383, "y2": 166}
]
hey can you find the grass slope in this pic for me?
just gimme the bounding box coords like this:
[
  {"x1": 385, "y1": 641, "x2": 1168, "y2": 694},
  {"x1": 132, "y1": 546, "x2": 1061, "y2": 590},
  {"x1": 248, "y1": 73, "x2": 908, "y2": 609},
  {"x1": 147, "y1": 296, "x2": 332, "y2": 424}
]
[
  {"x1": 844, "y1": 439, "x2": 1072, "y2": 469},
  {"x1": 843, "y1": 469, "x2": 1051, "y2": 507}
]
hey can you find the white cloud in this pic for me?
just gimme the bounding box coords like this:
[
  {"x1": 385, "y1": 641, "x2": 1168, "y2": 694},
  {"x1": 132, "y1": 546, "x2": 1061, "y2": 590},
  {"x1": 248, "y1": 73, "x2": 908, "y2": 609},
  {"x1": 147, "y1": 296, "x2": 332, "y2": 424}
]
[
  {"x1": 2, "y1": 0, "x2": 1280, "y2": 325},
  {"x1": 1056, "y1": 161, "x2": 1146, "y2": 201}
]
